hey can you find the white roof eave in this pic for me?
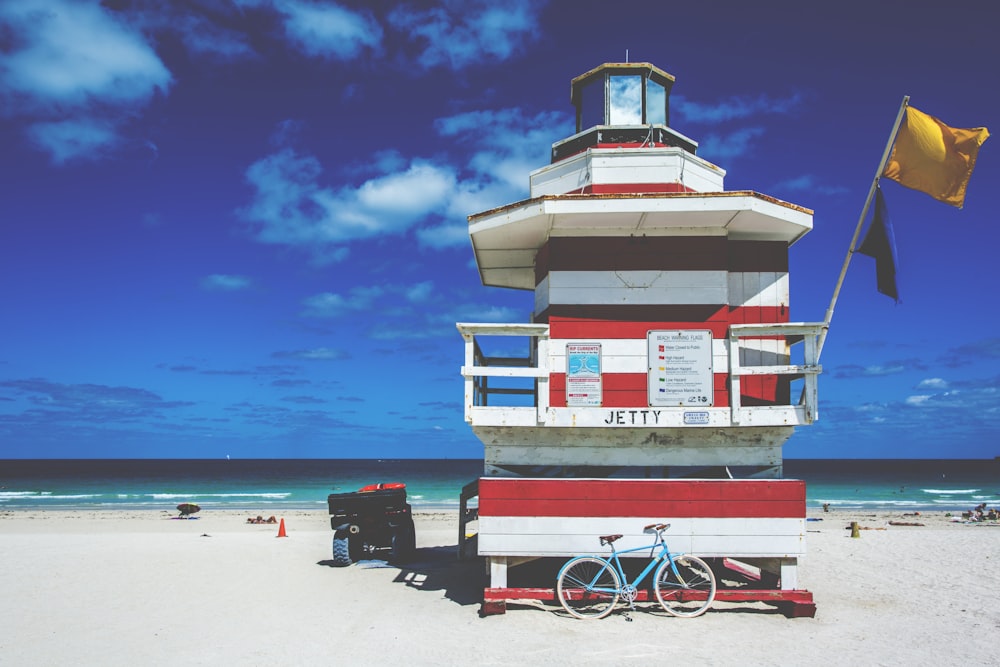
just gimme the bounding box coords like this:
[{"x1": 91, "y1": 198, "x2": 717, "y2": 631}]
[{"x1": 468, "y1": 192, "x2": 813, "y2": 289}]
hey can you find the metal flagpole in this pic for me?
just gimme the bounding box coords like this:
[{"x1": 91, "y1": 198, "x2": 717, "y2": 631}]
[{"x1": 814, "y1": 95, "x2": 910, "y2": 362}]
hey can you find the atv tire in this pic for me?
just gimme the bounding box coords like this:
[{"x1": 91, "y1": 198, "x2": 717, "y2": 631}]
[
  {"x1": 332, "y1": 530, "x2": 352, "y2": 567},
  {"x1": 389, "y1": 521, "x2": 416, "y2": 563}
]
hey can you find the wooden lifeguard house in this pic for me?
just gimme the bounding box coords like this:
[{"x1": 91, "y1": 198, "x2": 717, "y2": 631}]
[{"x1": 458, "y1": 62, "x2": 822, "y2": 616}]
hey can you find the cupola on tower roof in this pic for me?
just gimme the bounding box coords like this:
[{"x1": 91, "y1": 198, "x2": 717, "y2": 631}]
[
  {"x1": 467, "y1": 61, "x2": 813, "y2": 291},
  {"x1": 572, "y1": 62, "x2": 674, "y2": 130},
  {"x1": 553, "y1": 62, "x2": 698, "y2": 163}
]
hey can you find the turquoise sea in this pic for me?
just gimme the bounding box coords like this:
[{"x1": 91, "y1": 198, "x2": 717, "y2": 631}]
[{"x1": 1, "y1": 459, "x2": 998, "y2": 513}]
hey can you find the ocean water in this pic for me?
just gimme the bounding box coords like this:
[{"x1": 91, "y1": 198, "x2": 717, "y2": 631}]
[
  {"x1": 1, "y1": 459, "x2": 998, "y2": 513},
  {"x1": 0, "y1": 459, "x2": 482, "y2": 512}
]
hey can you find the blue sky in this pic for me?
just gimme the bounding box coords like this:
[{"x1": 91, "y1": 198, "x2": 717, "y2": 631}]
[{"x1": 1, "y1": 0, "x2": 997, "y2": 459}]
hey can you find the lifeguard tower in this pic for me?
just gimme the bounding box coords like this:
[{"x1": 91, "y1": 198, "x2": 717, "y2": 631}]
[{"x1": 457, "y1": 63, "x2": 822, "y2": 616}]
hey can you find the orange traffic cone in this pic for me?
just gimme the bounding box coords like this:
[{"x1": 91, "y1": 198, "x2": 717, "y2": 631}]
[{"x1": 276, "y1": 518, "x2": 287, "y2": 538}]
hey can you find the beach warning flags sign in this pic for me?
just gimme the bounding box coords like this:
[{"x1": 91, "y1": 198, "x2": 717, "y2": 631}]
[{"x1": 882, "y1": 105, "x2": 989, "y2": 208}]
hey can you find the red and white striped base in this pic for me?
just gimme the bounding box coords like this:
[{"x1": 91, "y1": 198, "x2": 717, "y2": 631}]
[
  {"x1": 478, "y1": 477, "x2": 806, "y2": 558},
  {"x1": 476, "y1": 477, "x2": 814, "y2": 617}
]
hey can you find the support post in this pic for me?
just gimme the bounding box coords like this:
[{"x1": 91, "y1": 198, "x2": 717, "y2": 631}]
[
  {"x1": 489, "y1": 556, "x2": 508, "y2": 588},
  {"x1": 779, "y1": 559, "x2": 798, "y2": 590},
  {"x1": 458, "y1": 479, "x2": 479, "y2": 560}
]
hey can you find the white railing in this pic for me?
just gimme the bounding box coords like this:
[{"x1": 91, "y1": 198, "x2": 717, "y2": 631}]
[
  {"x1": 728, "y1": 323, "x2": 824, "y2": 426},
  {"x1": 457, "y1": 322, "x2": 823, "y2": 428},
  {"x1": 457, "y1": 323, "x2": 550, "y2": 425}
]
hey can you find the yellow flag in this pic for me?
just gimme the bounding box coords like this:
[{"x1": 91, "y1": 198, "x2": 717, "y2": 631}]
[{"x1": 882, "y1": 106, "x2": 989, "y2": 208}]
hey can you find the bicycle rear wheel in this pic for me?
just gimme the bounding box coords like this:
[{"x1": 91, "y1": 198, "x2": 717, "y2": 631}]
[
  {"x1": 556, "y1": 556, "x2": 621, "y2": 619},
  {"x1": 654, "y1": 555, "x2": 716, "y2": 617}
]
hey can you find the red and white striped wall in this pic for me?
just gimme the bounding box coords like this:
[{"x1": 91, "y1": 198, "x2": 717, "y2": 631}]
[
  {"x1": 534, "y1": 237, "x2": 791, "y2": 406},
  {"x1": 477, "y1": 478, "x2": 806, "y2": 560}
]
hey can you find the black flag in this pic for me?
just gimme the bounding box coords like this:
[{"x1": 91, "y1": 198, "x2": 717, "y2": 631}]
[{"x1": 857, "y1": 186, "x2": 900, "y2": 302}]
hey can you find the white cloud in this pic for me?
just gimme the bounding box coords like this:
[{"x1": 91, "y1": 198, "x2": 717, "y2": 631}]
[
  {"x1": 697, "y1": 127, "x2": 766, "y2": 161},
  {"x1": 388, "y1": 0, "x2": 540, "y2": 70},
  {"x1": 417, "y1": 223, "x2": 470, "y2": 250},
  {"x1": 201, "y1": 274, "x2": 252, "y2": 291},
  {"x1": 301, "y1": 292, "x2": 348, "y2": 317},
  {"x1": 123, "y1": 1, "x2": 254, "y2": 62},
  {"x1": 241, "y1": 148, "x2": 334, "y2": 246},
  {"x1": 917, "y1": 377, "x2": 949, "y2": 390},
  {"x1": 863, "y1": 363, "x2": 907, "y2": 377},
  {"x1": 405, "y1": 281, "x2": 434, "y2": 303},
  {"x1": 273, "y1": 347, "x2": 348, "y2": 361},
  {"x1": 274, "y1": 0, "x2": 382, "y2": 60},
  {"x1": 435, "y1": 108, "x2": 566, "y2": 148},
  {"x1": 435, "y1": 107, "x2": 569, "y2": 211},
  {"x1": 772, "y1": 174, "x2": 849, "y2": 196},
  {"x1": 671, "y1": 92, "x2": 805, "y2": 162},
  {"x1": 446, "y1": 304, "x2": 521, "y2": 324},
  {"x1": 905, "y1": 395, "x2": 931, "y2": 406},
  {"x1": 241, "y1": 147, "x2": 460, "y2": 253},
  {"x1": 0, "y1": 0, "x2": 171, "y2": 163},
  {"x1": 369, "y1": 149, "x2": 408, "y2": 174},
  {"x1": 352, "y1": 161, "x2": 456, "y2": 227},
  {"x1": 673, "y1": 93, "x2": 804, "y2": 125},
  {"x1": 302, "y1": 283, "x2": 439, "y2": 319},
  {"x1": 241, "y1": 107, "x2": 567, "y2": 256},
  {"x1": 26, "y1": 119, "x2": 118, "y2": 163},
  {"x1": 301, "y1": 286, "x2": 384, "y2": 318},
  {"x1": 0, "y1": 0, "x2": 171, "y2": 110}
]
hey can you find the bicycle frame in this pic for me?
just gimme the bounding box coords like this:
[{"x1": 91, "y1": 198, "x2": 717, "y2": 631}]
[
  {"x1": 557, "y1": 524, "x2": 717, "y2": 618},
  {"x1": 601, "y1": 536, "x2": 685, "y2": 593}
]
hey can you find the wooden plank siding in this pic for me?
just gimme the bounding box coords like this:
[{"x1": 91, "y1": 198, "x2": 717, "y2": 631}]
[
  {"x1": 533, "y1": 236, "x2": 790, "y2": 406},
  {"x1": 535, "y1": 238, "x2": 787, "y2": 278},
  {"x1": 478, "y1": 478, "x2": 806, "y2": 514},
  {"x1": 529, "y1": 145, "x2": 724, "y2": 197},
  {"x1": 477, "y1": 478, "x2": 806, "y2": 558}
]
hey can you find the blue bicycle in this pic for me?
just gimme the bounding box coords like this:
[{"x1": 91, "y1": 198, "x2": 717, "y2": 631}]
[{"x1": 556, "y1": 523, "x2": 717, "y2": 619}]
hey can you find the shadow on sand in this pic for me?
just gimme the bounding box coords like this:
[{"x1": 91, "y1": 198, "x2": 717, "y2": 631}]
[
  {"x1": 318, "y1": 544, "x2": 485, "y2": 607},
  {"x1": 319, "y1": 548, "x2": 792, "y2": 617}
]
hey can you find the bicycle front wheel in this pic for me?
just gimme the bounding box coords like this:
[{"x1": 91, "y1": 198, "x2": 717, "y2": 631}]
[
  {"x1": 654, "y1": 555, "x2": 716, "y2": 617},
  {"x1": 556, "y1": 556, "x2": 621, "y2": 619}
]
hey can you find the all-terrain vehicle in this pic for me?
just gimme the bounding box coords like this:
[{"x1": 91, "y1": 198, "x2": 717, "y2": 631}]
[{"x1": 327, "y1": 482, "x2": 417, "y2": 566}]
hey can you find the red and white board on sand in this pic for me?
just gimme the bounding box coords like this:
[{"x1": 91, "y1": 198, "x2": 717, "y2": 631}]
[
  {"x1": 477, "y1": 477, "x2": 814, "y2": 617},
  {"x1": 478, "y1": 477, "x2": 805, "y2": 558}
]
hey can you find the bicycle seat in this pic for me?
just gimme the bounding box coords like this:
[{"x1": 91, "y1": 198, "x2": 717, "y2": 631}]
[
  {"x1": 643, "y1": 522, "x2": 670, "y2": 532},
  {"x1": 599, "y1": 534, "x2": 623, "y2": 545}
]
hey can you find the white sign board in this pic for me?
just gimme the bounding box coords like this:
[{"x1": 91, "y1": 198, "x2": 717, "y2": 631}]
[
  {"x1": 566, "y1": 343, "x2": 602, "y2": 406},
  {"x1": 648, "y1": 330, "x2": 714, "y2": 407}
]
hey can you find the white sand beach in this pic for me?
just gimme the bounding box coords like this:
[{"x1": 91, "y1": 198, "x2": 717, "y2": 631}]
[{"x1": 1, "y1": 508, "x2": 997, "y2": 666}]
